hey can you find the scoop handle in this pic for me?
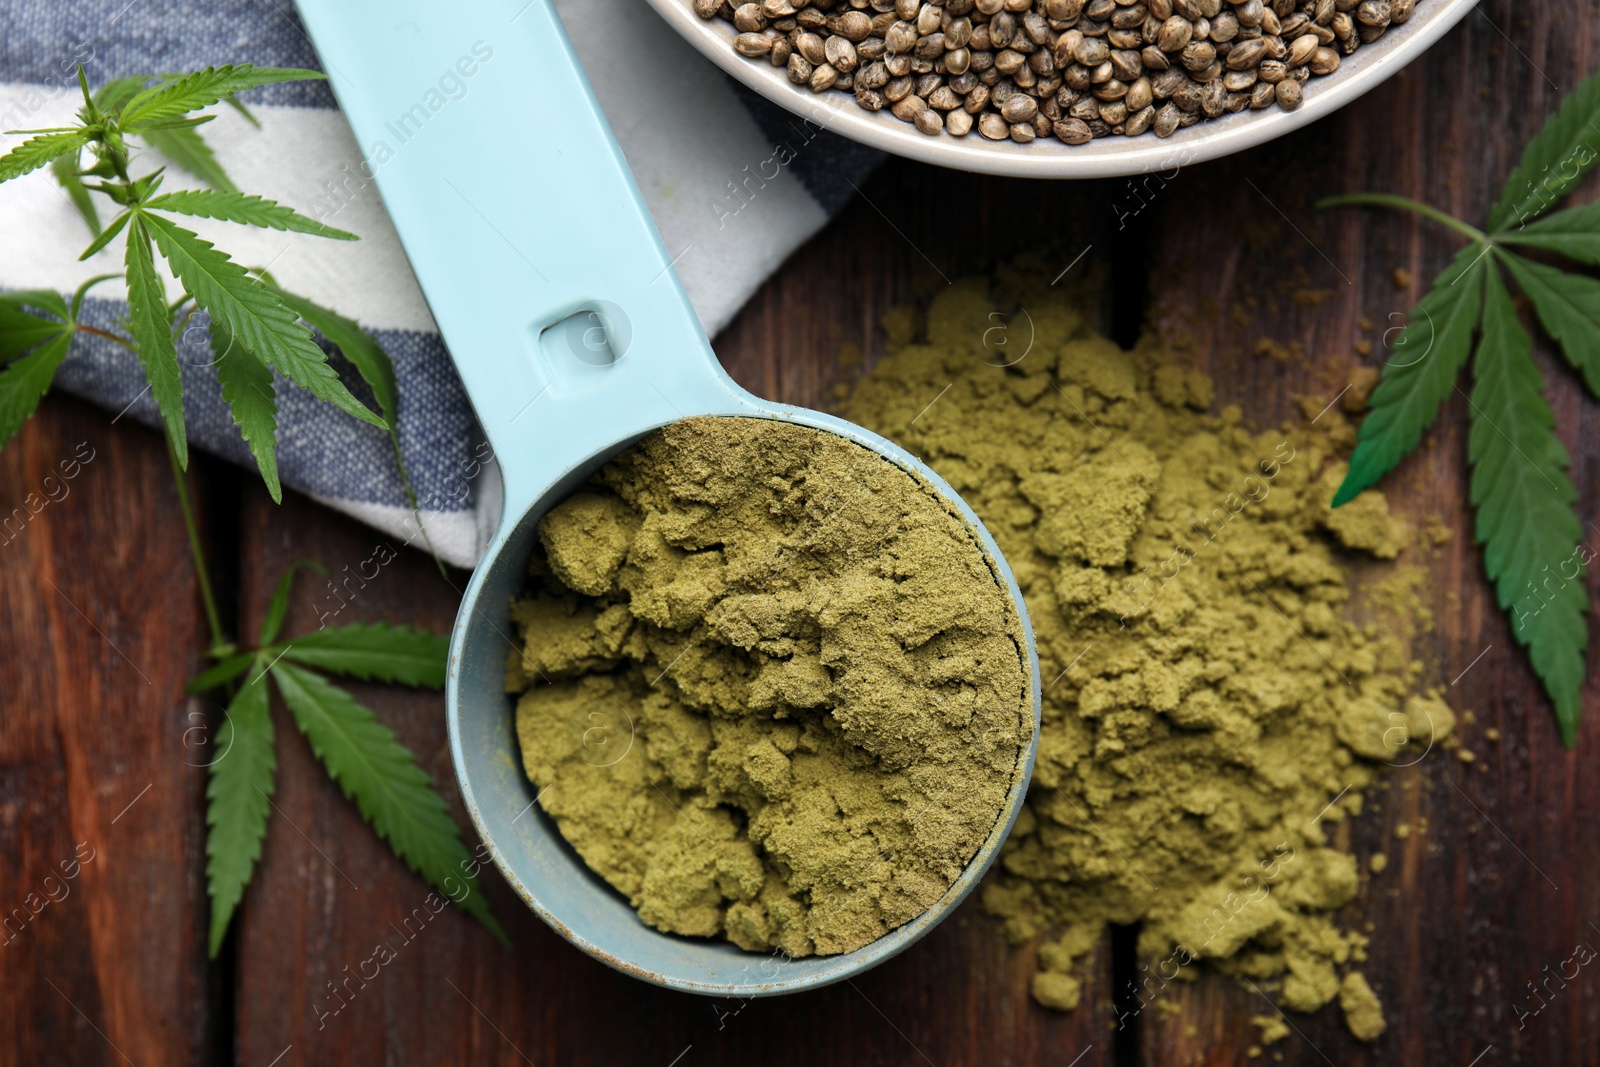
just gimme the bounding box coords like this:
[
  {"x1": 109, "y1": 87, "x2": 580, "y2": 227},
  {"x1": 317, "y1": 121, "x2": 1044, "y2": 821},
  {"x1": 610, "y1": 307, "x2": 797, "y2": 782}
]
[{"x1": 294, "y1": 0, "x2": 743, "y2": 513}]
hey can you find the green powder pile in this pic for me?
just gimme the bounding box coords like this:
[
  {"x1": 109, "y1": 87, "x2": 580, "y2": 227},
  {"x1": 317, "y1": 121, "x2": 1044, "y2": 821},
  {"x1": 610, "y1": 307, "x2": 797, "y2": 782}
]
[
  {"x1": 508, "y1": 417, "x2": 1030, "y2": 957},
  {"x1": 837, "y1": 265, "x2": 1452, "y2": 1041}
]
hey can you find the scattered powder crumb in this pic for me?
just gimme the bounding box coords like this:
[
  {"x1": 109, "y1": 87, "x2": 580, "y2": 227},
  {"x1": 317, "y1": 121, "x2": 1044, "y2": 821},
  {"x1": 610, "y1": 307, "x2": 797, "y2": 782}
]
[
  {"x1": 837, "y1": 267, "x2": 1449, "y2": 1044},
  {"x1": 1358, "y1": 315, "x2": 1375, "y2": 332},
  {"x1": 1293, "y1": 289, "x2": 1338, "y2": 309},
  {"x1": 1369, "y1": 853, "x2": 1387, "y2": 874},
  {"x1": 1458, "y1": 748, "x2": 1477, "y2": 763},
  {"x1": 1254, "y1": 337, "x2": 1302, "y2": 363},
  {"x1": 1395, "y1": 824, "x2": 1412, "y2": 840},
  {"x1": 1421, "y1": 517, "x2": 1454, "y2": 549},
  {"x1": 1354, "y1": 339, "x2": 1374, "y2": 357},
  {"x1": 1344, "y1": 365, "x2": 1382, "y2": 413},
  {"x1": 1485, "y1": 728, "x2": 1501, "y2": 743},
  {"x1": 1253, "y1": 1014, "x2": 1291, "y2": 1046},
  {"x1": 1031, "y1": 971, "x2": 1082, "y2": 1011},
  {"x1": 1314, "y1": 464, "x2": 1410, "y2": 558},
  {"x1": 1393, "y1": 267, "x2": 1414, "y2": 290},
  {"x1": 1340, "y1": 971, "x2": 1387, "y2": 1041}
]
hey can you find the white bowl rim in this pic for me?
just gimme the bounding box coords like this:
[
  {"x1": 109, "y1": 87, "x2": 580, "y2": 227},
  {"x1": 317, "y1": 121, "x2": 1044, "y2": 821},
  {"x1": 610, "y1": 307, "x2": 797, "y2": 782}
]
[{"x1": 644, "y1": 0, "x2": 1481, "y2": 179}]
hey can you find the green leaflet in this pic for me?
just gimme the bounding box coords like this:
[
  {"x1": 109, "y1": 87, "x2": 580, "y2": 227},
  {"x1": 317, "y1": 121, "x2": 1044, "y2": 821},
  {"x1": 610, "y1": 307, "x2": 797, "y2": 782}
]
[
  {"x1": 187, "y1": 652, "x2": 256, "y2": 693},
  {"x1": 0, "y1": 130, "x2": 92, "y2": 184},
  {"x1": 269, "y1": 291, "x2": 399, "y2": 420},
  {"x1": 142, "y1": 125, "x2": 237, "y2": 192},
  {"x1": 137, "y1": 211, "x2": 384, "y2": 429},
  {"x1": 1332, "y1": 245, "x2": 1487, "y2": 507},
  {"x1": 0, "y1": 305, "x2": 69, "y2": 362},
  {"x1": 1490, "y1": 68, "x2": 1600, "y2": 233},
  {"x1": 70, "y1": 275, "x2": 122, "y2": 321},
  {"x1": 1499, "y1": 250, "x2": 1600, "y2": 398},
  {"x1": 121, "y1": 65, "x2": 324, "y2": 130},
  {"x1": 0, "y1": 289, "x2": 70, "y2": 319},
  {"x1": 282, "y1": 623, "x2": 452, "y2": 688},
  {"x1": 132, "y1": 114, "x2": 217, "y2": 134},
  {"x1": 0, "y1": 332, "x2": 72, "y2": 448},
  {"x1": 51, "y1": 152, "x2": 101, "y2": 234},
  {"x1": 205, "y1": 662, "x2": 277, "y2": 956},
  {"x1": 77, "y1": 210, "x2": 132, "y2": 260},
  {"x1": 1469, "y1": 270, "x2": 1588, "y2": 747},
  {"x1": 271, "y1": 662, "x2": 505, "y2": 941},
  {"x1": 1498, "y1": 200, "x2": 1600, "y2": 267},
  {"x1": 93, "y1": 74, "x2": 153, "y2": 116},
  {"x1": 223, "y1": 95, "x2": 262, "y2": 129},
  {"x1": 211, "y1": 318, "x2": 281, "y2": 499},
  {"x1": 124, "y1": 216, "x2": 189, "y2": 467},
  {"x1": 260, "y1": 561, "x2": 324, "y2": 646},
  {"x1": 267, "y1": 289, "x2": 438, "y2": 564},
  {"x1": 146, "y1": 190, "x2": 355, "y2": 240}
]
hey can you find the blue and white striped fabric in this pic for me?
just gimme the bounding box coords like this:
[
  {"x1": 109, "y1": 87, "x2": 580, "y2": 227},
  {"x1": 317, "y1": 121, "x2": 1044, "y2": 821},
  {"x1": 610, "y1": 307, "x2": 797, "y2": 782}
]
[{"x1": 0, "y1": 0, "x2": 880, "y2": 567}]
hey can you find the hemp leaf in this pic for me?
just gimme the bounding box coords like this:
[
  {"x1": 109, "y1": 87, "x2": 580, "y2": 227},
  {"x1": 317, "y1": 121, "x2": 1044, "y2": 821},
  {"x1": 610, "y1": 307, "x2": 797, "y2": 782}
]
[
  {"x1": 0, "y1": 64, "x2": 397, "y2": 495},
  {"x1": 1488, "y1": 68, "x2": 1600, "y2": 232},
  {"x1": 0, "y1": 279, "x2": 121, "y2": 444},
  {"x1": 118, "y1": 65, "x2": 316, "y2": 129},
  {"x1": 1328, "y1": 245, "x2": 1486, "y2": 506},
  {"x1": 1320, "y1": 68, "x2": 1600, "y2": 747},
  {"x1": 139, "y1": 210, "x2": 381, "y2": 429},
  {"x1": 205, "y1": 663, "x2": 275, "y2": 957},
  {"x1": 143, "y1": 189, "x2": 357, "y2": 239},
  {"x1": 125, "y1": 215, "x2": 189, "y2": 466},
  {"x1": 196, "y1": 564, "x2": 506, "y2": 956},
  {"x1": 267, "y1": 287, "x2": 439, "y2": 567},
  {"x1": 1, "y1": 66, "x2": 483, "y2": 951},
  {"x1": 141, "y1": 124, "x2": 235, "y2": 192},
  {"x1": 0, "y1": 129, "x2": 92, "y2": 182}
]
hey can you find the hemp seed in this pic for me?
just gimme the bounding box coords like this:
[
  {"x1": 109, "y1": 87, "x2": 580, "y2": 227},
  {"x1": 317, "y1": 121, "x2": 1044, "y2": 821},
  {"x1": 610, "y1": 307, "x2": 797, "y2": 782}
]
[{"x1": 697, "y1": 0, "x2": 1425, "y2": 147}]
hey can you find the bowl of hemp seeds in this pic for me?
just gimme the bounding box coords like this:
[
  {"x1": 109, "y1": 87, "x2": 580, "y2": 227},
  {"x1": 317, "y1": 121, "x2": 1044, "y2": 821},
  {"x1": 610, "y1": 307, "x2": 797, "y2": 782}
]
[{"x1": 647, "y1": 0, "x2": 1479, "y2": 178}]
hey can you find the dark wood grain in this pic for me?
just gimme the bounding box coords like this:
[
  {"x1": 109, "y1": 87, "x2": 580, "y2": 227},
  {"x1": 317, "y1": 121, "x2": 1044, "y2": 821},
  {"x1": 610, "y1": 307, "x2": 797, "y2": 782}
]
[{"x1": 0, "y1": 398, "x2": 213, "y2": 1066}]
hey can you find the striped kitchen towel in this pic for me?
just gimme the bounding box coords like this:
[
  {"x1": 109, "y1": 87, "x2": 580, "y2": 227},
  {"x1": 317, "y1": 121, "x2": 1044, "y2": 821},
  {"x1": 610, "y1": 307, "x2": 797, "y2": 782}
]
[{"x1": 0, "y1": 0, "x2": 881, "y2": 567}]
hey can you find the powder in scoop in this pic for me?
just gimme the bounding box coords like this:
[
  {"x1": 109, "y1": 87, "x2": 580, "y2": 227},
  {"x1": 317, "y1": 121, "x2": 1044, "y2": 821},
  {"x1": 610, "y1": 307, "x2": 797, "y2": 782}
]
[
  {"x1": 507, "y1": 416, "x2": 1030, "y2": 957},
  {"x1": 837, "y1": 265, "x2": 1452, "y2": 1041}
]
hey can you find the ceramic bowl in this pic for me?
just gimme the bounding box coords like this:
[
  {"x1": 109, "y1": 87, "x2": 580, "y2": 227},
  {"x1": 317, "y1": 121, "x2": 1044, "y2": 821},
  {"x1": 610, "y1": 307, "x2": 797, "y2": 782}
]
[{"x1": 644, "y1": 0, "x2": 1481, "y2": 178}]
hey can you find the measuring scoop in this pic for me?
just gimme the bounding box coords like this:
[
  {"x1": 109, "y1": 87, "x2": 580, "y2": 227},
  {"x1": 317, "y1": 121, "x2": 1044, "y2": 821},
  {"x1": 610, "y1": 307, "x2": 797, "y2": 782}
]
[{"x1": 297, "y1": 0, "x2": 1041, "y2": 995}]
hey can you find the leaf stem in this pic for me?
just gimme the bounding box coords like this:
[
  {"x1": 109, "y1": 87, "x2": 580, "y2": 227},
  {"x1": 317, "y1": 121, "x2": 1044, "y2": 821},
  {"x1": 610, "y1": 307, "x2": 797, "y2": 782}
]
[
  {"x1": 1317, "y1": 193, "x2": 1491, "y2": 246},
  {"x1": 74, "y1": 322, "x2": 136, "y2": 350},
  {"x1": 165, "y1": 431, "x2": 228, "y2": 653}
]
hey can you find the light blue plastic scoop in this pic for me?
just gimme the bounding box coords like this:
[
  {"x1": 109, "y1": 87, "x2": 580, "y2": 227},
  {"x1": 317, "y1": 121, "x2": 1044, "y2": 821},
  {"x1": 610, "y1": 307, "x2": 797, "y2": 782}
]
[{"x1": 297, "y1": 0, "x2": 1041, "y2": 995}]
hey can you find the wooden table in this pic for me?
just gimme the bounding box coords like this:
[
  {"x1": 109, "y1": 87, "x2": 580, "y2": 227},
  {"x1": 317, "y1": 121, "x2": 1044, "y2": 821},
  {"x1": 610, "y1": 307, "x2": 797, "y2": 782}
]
[{"x1": 4, "y1": 2, "x2": 1598, "y2": 1063}]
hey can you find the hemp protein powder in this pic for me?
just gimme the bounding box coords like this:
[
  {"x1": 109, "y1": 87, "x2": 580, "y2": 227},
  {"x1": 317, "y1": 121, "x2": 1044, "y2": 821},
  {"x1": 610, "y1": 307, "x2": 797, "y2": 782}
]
[
  {"x1": 507, "y1": 416, "x2": 1032, "y2": 957},
  {"x1": 836, "y1": 265, "x2": 1452, "y2": 1042},
  {"x1": 508, "y1": 262, "x2": 1449, "y2": 1041}
]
